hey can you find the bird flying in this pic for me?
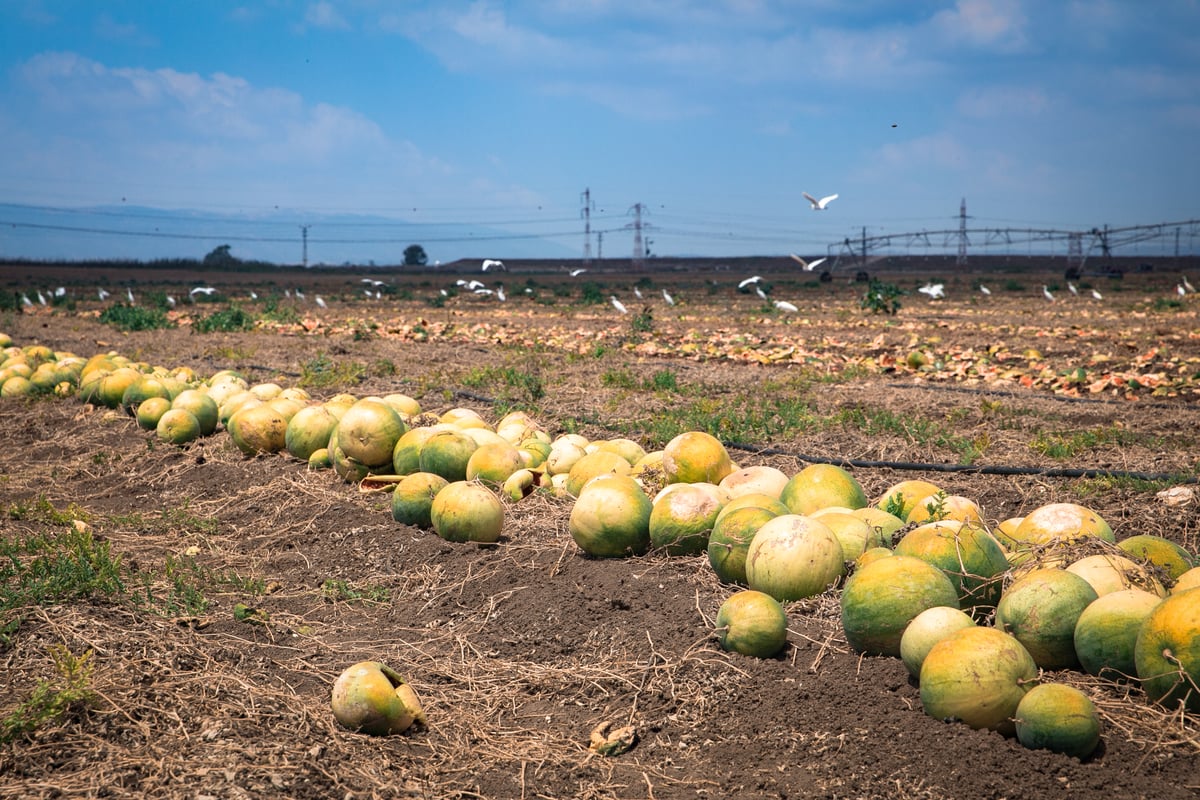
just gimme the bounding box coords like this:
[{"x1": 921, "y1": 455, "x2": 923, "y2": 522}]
[
  {"x1": 738, "y1": 276, "x2": 763, "y2": 289},
  {"x1": 569, "y1": 268, "x2": 588, "y2": 277},
  {"x1": 662, "y1": 288, "x2": 675, "y2": 306},
  {"x1": 482, "y1": 259, "x2": 506, "y2": 272},
  {"x1": 789, "y1": 254, "x2": 827, "y2": 272},
  {"x1": 189, "y1": 286, "x2": 217, "y2": 297},
  {"x1": 610, "y1": 296, "x2": 628, "y2": 314},
  {"x1": 802, "y1": 192, "x2": 838, "y2": 210},
  {"x1": 918, "y1": 283, "x2": 945, "y2": 299},
  {"x1": 97, "y1": 288, "x2": 111, "y2": 301}
]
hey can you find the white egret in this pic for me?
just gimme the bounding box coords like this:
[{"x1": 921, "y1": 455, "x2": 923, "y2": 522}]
[
  {"x1": 54, "y1": 287, "x2": 66, "y2": 298},
  {"x1": 1179, "y1": 284, "x2": 1187, "y2": 297},
  {"x1": 21, "y1": 294, "x2": 32, "y2": 307},
  {"x1": 496, "y1": 285, "x2": 506, "y2": 302},
  {"x1": 738, "y1": 276, "x2": 763, "y2": 289},
  {"x1": 774, "y1": 300, "x2": 798, "y2": 312},
  {"x1": 315, "y1": 295, "x2": 326, "y2": 308},
  {"x1": 189, "y1": 286, "x2": 217, "y2": 297},
  {"x1": 1091, "y1": 288, "x2": 1103, "y2": 300},
  {"x1": 662, "y1": 288, "x2": 675, "y2": 306},
  {"x1": 1183, "y1": 276, "x2": 1196, "y2": 293},
  {"x1": 633, "y1": 286, "x2": 643, "y2": 299},
  {"x1": 802, "y1": 191, "x2": 838, "y2": 210},
  {"x1": 1068, "y1": 282, "x2": 1079, "y2": 296},
  {"x1": 755, "y1": 285, "x2": 768, "y2": 300},
  {"x1": 918, "y1": 283, "x2": 945, "y2": 299},
  {"x1": 1042, "y1": 285, "x2": 1055, "y2": 302},
  {"x1": 166, "y1": 296, "x2": 176, "y2": 308},
  {"x1": 481, "y1": 259, "x2": 506, "y2": 272},
  {"x1": 249, "y1": 291, "x2": 258, "y2": 300},
  {"x1": 36, "y1": 290, "x2": 46, "y2": 306},
  {"x1": 126, "y1": 287, "x2": 135, "y2": 303},
  {"x1": 979, "y1": 285, "x2": 991, "y2": 296},
  {"x1": 611, "y1": 296, "x2": 628, "y2": 314},
  {"x1": 569, "y1": 268, "x2": 588, "y2": 277},
  {"x1": 98, "y1": 288, "x2": 111, "y2": 301},
  {"x1": 295, "y1": 288, "x2": 305, "y2": 301},
  {"x1": 474, "y1": 288, "x2": 494, "y2": 296}
]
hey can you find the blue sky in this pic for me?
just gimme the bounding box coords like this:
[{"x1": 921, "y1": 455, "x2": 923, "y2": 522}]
[{"x1": 0, "y1": 0, "x2": 1197, "y2": 265}]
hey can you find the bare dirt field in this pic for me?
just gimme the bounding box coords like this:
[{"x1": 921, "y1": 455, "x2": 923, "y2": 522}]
[{"x1": 2, "y1": 261, "x2": 1200, "y2": 799}]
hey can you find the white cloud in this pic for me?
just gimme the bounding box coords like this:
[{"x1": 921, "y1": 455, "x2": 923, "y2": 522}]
[
  {"x1": 956, "y1": 85, "x2": 1049, "y2": 118},
  {"x1": 6, "y1": 52, "x2": 452, "y2": 209},
  {"x1": 303, "y1": 2, "x2": 350, "y2": 31},
  {"x1": 929, "y1": 0, "x2": 1029, "y2": 51}
]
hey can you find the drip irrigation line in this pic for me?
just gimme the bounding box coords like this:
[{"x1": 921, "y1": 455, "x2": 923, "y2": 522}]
[
  {"x1": 449, "y1": 390, "x2": 1196, "y2": 484},
  {"x1": 884, "y1": 380, "x2": 1198, "y2": 410},
  {"x1": 723, "y1": 442, "x2": 1198, "y2": 484}
]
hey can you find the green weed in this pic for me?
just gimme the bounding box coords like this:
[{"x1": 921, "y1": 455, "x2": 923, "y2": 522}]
[
  {"x1": 321, "y1": 579, "x2": 391, "y2": 605},
  {"x1": 298, "y1": 353, "x2": 366, "y2": 389},
  {"x1": 1030, "y1": 426, "x2": 1139, "y2": 460},
  {"x1": 0, "y1": 646, "x2": 97, "y2": 743},
  {"x1": 98, "y1": 303, "x2": 174, "y2": 331},
  {"x1": 193, "y1": 307, "x2": 255, "y2": 333}
]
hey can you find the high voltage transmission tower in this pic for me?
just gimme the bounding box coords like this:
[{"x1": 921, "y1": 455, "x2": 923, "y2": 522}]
[
  {"x1": 300, "y1": 224, "x2": 310, "y2": 268},
  {"x1": 580, "y1": 188, "x2": 595, "y2": 264},
  {"x1": 626, "y1": 203, "x2": 652, "y2": 270},
  {"x1": 957, "y1": 197, "x2": 970, "y2": 266}
]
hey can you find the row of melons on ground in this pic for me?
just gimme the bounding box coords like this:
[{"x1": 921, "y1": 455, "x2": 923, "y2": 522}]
[{"x1": 3, "y1": 333, "x2": 1200, "y2": 758}]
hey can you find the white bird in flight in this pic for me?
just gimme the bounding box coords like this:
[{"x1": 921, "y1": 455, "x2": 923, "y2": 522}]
[
  {"x1": 774, "y1": 299, "x2": 798, "y2": 313},
  {"x1": 315, "y1": 295, "x2": 326, "y2": 308},
  {"x1": 481, "y1": 259, "x2": 506, "y2": 272},
  {"x1": 569, "y1": 268, "x2": 588, "y2": 277},
  {"x1": 918, "y1": 283, "x2": 945, "y2": 299},
  {"x1": 189, "y1": 286, "x2": 217, "y2": 297},
  {"x1": 662, "y1": 288, "x2": 675, "y2": 306},
  {"x1": 802, "y1": 192, "x2": 838, "y2": 210},
  {"x1": 738, "y1": 276, "x2": 763, "y2": 289},
  {"x1": 97, "y1": 288, "x2": 111, "y2": 301},
  {"x1": 789, "y1": 254, "x2": 827, "y2": 272},
  {"x1": 54, "y1": 287, "x2": 65, "y2": 298},
  {"x1": 1043, "y1": 285, "x2": 1055, "y2": 302},
  {"x1": 610, "y1": 296, "x2": 628, "y2": 314},
  {"x1": 360, "y1": 278, "x2": 386, "y2": 288}
]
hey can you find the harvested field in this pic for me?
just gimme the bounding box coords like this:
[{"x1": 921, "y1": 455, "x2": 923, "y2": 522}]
[{"x1": 2, "y1": 262, "x2": 1200, "y2": 799}]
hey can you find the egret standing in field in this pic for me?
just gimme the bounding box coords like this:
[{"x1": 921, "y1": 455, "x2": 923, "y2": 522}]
[
  {"x1": 633, "y1": 286, "x2": 643, "y2": 300},
  {"x1": 979, "y1": 285, "x2": 991, "y2": 296},
  {"x1": 1091, "y1": 288, "x2": 1103, "y2": 300},
  {"x1": 662, "y1": 288, "x2": 675, "y2": 306},
  {"x1": 1183, "y1": 276, "x2": 1196, "y2": 293},
  {"x1": 126, "y1": 287, "x2": 135, "y2": 303},
  {"x1": 755, "y1": 285, "x2": 768, "y2": 301},
  {"x1": 1179, "y1": 284, "x2": 1188, "y2": 297},
  {"x1": 774, "y1": 300, "x2": 798, "y2": 313},
  {"x1": 36, "y1": 290, "x2": 46, "y2": 306},
  {"x1": 610, "y1": 296, "x2": 628, "y2": 314},
  {"x1": 315, "y1": 295, "x2": 326, "y2": 308},
  {"x1": 496, "y1": 285, "x2": 506, "y2": 302},
  {"x1": 1043, "y1": 286, "x2": 1055, "y2": 302},
  {"x1": 166, "y1": 295, "x2": 176, "y2": 308},
  {"x1": 1068, "y1": 282, "x2": 1079, "y2": 296}
]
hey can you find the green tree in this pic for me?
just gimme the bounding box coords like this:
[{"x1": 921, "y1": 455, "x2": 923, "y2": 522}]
[
  {"x1": 403, "y1": 244, "x2": 428, "y2": 266},
  {"x1": 203, "y1": 244, "x2": 238, "y2": 267}
]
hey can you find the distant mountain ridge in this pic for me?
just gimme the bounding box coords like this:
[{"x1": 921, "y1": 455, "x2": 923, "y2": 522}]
[{"x1": 0, "y1": 203, "x2": 581, "y2": 265}]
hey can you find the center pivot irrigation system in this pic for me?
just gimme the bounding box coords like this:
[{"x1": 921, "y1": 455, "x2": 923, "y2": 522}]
[{"x1": 821, "y1": 200, "x2": 1200, "y2": 273}]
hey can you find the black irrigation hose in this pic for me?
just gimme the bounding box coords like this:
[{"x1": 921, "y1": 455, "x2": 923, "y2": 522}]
[
  {"x1": 722, "y1": 442, "x2": 1199, "y2": 484},
  {"x1": 884, "y1": 379, "x2": 1199, "y2": 410},
  {"x1": 449, "y1": 389, "x2": 1198, "y2": 485}
]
